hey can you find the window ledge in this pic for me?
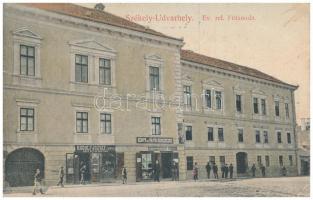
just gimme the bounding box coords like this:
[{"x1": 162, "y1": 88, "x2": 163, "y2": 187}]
[
  {"x1": 16, "y1": 130, "x2": 37, "y2": 134},
  {"x1": 13, "y1": 74, "x2": 42, "y2": 80}
]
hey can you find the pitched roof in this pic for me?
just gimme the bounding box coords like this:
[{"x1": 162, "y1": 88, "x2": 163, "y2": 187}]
[
  {"x1": 181, "y1": 49, "x2": 297, "y2": 88},
  {"x1": 20, "y1": 3, "x2": 182, "y2": 41}
]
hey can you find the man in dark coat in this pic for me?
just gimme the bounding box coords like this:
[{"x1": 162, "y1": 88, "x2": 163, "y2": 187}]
[
  {"x1": 154, "y1": 160, "x2": 160, "y2": 182},
  {"x1": 224, "y1": 164, "x2": 229, "y2": 179},
  {"x1": 251, "y1": 163, "x2": 256, "y2": 177},
  {"x1": 261, "y1": 164, "x2": 266, "y2": 177},
  {"x1": 221, "y1": 164, "x2": 225, "y2": 178},
  {"x1": 229, "y1": 163, "x2": 234, "y2": 179},
  {"x1": 205, "y1": 162, "x2": 211, "y2": 179}
]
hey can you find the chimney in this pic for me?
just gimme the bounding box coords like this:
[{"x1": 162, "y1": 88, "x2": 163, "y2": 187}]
[{"x1": 94, "y1": 3, "x2": 105, "y2": 11}]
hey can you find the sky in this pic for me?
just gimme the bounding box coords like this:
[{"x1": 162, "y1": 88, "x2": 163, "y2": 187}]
[{"x1": 79, "y1": 3, "x2": 309, "y2": 123}]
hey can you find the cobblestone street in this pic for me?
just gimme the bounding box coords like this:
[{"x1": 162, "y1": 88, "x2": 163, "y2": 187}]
[{"x1": 4, "y1": 176, "x2": 309, "y2": 197}]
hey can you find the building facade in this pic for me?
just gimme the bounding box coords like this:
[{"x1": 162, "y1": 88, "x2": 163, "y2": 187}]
[
  {"x1": 296, "y1": 118, "x2": 310, "y2": 176},
  {"x1": 3, "y1": 3, "x2": 299, "y2": 187}
]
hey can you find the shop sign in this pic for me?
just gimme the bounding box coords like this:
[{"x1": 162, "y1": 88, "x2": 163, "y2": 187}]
[
  {"x1": 148, "y1": 146, "x2": 177, "y2": 151},
  {"x1": 75, "y1": 145, "x2": 115, "y2": 153},
  {"x1": 136, "y1": 137, "x2": 173, "y2": 144}
]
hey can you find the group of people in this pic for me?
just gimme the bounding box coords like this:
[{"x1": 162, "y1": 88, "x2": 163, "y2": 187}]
[
  {"x1": 205, "y1": 162, "x2": 234, "y2": 179},
  {"x1": 251, "y1": 163, "x2": 266, "y2": 177}
]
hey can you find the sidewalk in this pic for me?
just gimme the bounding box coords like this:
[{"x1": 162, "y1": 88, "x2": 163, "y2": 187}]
[{"x1": 3, "y1": 178, "x2": 241, "y2": 194}]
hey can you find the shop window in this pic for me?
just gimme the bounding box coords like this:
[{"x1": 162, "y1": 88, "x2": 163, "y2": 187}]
[
  {"x1": 185, "y1": 126, "x2": 192, "y2": 141},
  {"x1": 186, "y1": 156, "x2": 193, "y2": 170},
  {"x1": 20, "y1": 108, "x2": 34, "y2": 131},
  {"x1": 208, "y1": 127, "x2": 214, "y2": 141}
]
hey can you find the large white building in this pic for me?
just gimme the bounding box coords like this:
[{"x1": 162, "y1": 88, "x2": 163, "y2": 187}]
[{"x1": 3, "y1": 3, "x2": 299, "y2": 187}]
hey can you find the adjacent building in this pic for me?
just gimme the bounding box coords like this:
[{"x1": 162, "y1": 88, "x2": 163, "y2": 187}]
[
  {"x1": 3, "y1": 3, "x2": 299, "y2": 187},
  {"x1": 296, "y1": 118, "x2": 310, "y2": 175}
]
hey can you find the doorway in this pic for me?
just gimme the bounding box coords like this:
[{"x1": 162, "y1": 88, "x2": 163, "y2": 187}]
[
  {"x1": 236, "y1": 152, "x2": 248, "y2": 174},
  {"x1": 161, "y1": 152, "x2": 173, "y2": 178}
]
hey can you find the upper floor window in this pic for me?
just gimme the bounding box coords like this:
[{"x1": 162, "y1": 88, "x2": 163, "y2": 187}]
[
  {"x1": 277, "y1": 131, "x2": 282, "y2": 143},
  {"x1": 76, "y1": 112, "x2": 88, "y2": 133},
  {"x1": 151, "y1": 117, "x2": 161, "y2": 135},
  {"x1": 20, "y1": 108, "x2": 34, "y2": 131},
  {"x1": 20, "y1": 45, "x2": 35, "y2": 76},
  {"x1": 263, "y1": 131, "x2": 269, "y2": 143},
  {"x1": 255, "y1": 130, "x2": 261, "y2": 143},
  {"x1": 183, "y1": 85, "x2": 192, "y2": 107},
  {"x1": 215, "y1": 91, "x2": 222, "y2": 110},
  {"x1": 75, "y1": 55, "x2": 88, "y2": 83},
  {"x1": 149, "y1": 66, "x2": 160, "y2": 91},
  {"x1": 218, "y1": 128, "x2": 224, "y2": 142},
  {"x1": 236, "y1": 94, "x2": 242, "y2": 113},
  {"x1": 99, "y1": 58, "x2": 111, "y2": 85},
  {"x1": 100, "y1": 113, "x2": 111, "y2": 134},
  {"x1": 285, "y1": 103, "x2": 290, "y2": 119},
  {"x1": 205, "y1": 90, "x2": 212, "y2": 109},
  {"x1": 287, "y1": 132, "x2": 291, "y2": 144},
  {"x1": 275, "y1": 101, "x2": 280, "y2": 117},
  {"x1": 185, "y1": 126, "x2": 192, "y2": 141},
  {"x1": 208, "y1": 127, "x2": 214, "y2": 141},
  {"x1": 261, "y1": 99, "x2": 266, "y2": 115},
  {"x1": 253, "y1": 98, "x2": 259, "y2": 114},
  {"x1": 238, "y1": 128, "x2": 244, "y2": 143}
]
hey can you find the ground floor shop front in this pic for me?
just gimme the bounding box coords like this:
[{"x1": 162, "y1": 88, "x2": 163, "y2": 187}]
[{"x1": 3, "y1": 144, "x2": 298, "y2": 187}]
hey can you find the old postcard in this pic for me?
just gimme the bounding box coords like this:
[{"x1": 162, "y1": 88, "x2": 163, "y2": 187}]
[{"x1": 2, "y1": 3, "x2": 310, "y2": 197}]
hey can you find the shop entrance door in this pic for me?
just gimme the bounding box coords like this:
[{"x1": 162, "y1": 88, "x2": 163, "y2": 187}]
[
  {"x1": 161, "y1": 152, "x2": 173, "y2": 178},
  {"x1": 76, "y1": 153, "x2": 91, "y2": 183}
]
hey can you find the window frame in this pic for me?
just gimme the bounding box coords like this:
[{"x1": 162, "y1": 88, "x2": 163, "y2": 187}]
[
  {"x1": 255, "y1": 130, "x2": 261, "y2": 143},
  {"x1": 100, "y1": 113, "x2": 112, "y2": 134},
  {"x1": 99, "y1": 58, "x2": 111, "y2": 85},
  {"x1": 265, "y1": 155, "x2": 270, "y2": 167},
  {"x1": 287, "y1": 132, "x2": 291, "y2": 144},
  {"x1": 261, "y1": 98, "x2": 266, "y2": 115},
  {"x1": 186, "y1": 156, "x2": 194, "y2": 170},
  {"x1": 20, "y1": 108, "x2": 34, "y2": 131},
  {"x1": 277, "y1": 131, "x2": 282, "y2": 143},
  {"x1": 218, "y1": 127, "x2": 224, "y2": 142},
  {"x1": 20, "y1": 45, "x2": 35, "y2": 76},
  {"x1": 75, "y1": 54, "x2": 88, "y2": 83},
  {"x1": 151, "y1": 116, "x2": 161, "y2": 135},
  {"x1": 253, "y1": 97, "x2": 259, "y2": 114},
  {"x1": 183, "y1": 85, "x2": 192, "y2": 107},
  {"x1": 238, "y1": 128, "x2": 244, "y2": 143},
  {"x1": 76, "y1": 111, "x2": 88, "y2": 133},
  {"x1": 279, "y1": 155, "x2": 283, "y2": 166},
  {"x1": 185, "y1": 125, "x2": 193, "y2": 141},
  {"x1": 275, "y1": 100, "x2": 280, "y2": 117},
  {"x1": 263, "y1": 130, "x2": 269, "y2": 144},
  {"x1": 208, "y1": 127, "x2": 214, "y2": 141},
  {"x1": 215, "y1": 91, "x2": 223, "y2": 110},
  {"x1": 205, "y1": 89, "x2": 212, "y2": 109},
  {"x1": 236, "y1": 94, "x2": 242, "y2": 113}
]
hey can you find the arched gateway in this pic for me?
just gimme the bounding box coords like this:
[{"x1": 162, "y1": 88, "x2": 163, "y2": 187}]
[{"x1": 5, "y1": 148, "x2": 45, "y2": 187}]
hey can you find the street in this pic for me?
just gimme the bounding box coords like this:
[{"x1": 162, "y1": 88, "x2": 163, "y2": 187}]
[{"x1": 4, "y1": 176, "x2": 309, "y2": 197}]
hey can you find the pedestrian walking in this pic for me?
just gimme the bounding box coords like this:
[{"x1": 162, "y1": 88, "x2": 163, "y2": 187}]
[
  {"x1": 122, "y1": 166, "x2": 127, "y2": 184},
  {"x1": 154, "y1": 160, "x2": 160, "y2": 182},
  {"x1": 205, "y1": 162, "x2": 211, "y2": 179},
  {"x1": 224, "y1": 164, "x2": 229, "y2": 179},
  {"x1": 80, "y1": 164, "x2": 87, "y2": 184},
  {"x1": 56, "y1": 166, "x2": 64, "y2": 187},
  {"x1": 229, "y1": 163, "x2": 234, "y2": 179},
  {"x1": 213, "y1": 163, "x2": 218, "y2": 179},
  {"x1": 221, "y1": 164, "x2": 225, "y2": 178},
  {"x1": 193, "y1": 162, "x2": 199, "y2": 181},
  {"x1": 261, "y1": 164, "x2": 266, "y2": 177},
  {"x1": 251, "y1": 163, "x2": 256, "y2": 177},
  {"x1": 32, "y1": 168, "x2": 44, "y2": 195}
]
